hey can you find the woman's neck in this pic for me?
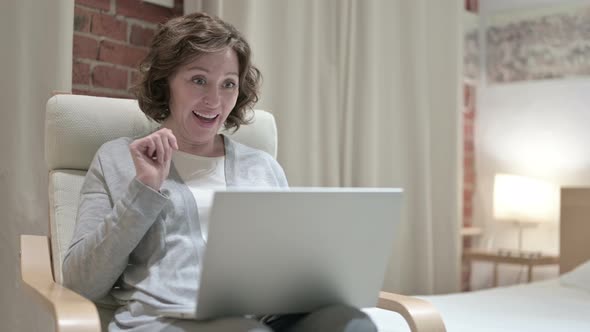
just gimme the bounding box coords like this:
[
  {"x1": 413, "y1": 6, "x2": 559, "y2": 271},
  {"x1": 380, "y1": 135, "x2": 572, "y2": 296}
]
[
  {"x1": 176, "y1": 134, "x2": 225, "y2": 157},
  {"x1": 160, "y1": 119, "x2": 225, "y2": 157}
]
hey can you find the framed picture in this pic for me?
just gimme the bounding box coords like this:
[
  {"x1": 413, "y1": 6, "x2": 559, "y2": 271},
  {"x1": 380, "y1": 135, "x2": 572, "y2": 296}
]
[{"x1": 487, "y1": 4, "x2": 590, "y2": 84}]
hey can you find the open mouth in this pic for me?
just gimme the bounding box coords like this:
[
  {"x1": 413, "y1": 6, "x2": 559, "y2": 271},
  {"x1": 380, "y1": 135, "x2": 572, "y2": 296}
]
[{"x1": 192, "y1": 111, "x2": 219, "y2": 123}]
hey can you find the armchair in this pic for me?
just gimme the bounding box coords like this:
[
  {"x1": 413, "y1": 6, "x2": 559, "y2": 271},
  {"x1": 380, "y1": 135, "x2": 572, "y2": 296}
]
[{"x1": 20, "y1": 94, "x2": 445, "y2": 332}]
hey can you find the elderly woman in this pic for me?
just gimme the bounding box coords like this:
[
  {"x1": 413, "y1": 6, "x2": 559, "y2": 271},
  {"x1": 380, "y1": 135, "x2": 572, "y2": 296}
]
[{"x1": 63, "y1": 12, "x2": 376, "y2": 332}]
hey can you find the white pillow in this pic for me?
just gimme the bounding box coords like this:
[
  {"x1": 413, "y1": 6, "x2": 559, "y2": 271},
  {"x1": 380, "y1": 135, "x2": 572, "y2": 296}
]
[{"x1": 561, "y1": 259, "x2": 590, "y2": 292}]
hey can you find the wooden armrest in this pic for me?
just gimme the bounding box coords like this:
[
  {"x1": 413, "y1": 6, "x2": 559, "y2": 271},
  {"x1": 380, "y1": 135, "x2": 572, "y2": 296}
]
[
  {"x1": 20, "y1": 235, "x2": 101, "y2": 332},
  {"x1": 377, "y1": 291, "x2": 446, "y2": 332}
]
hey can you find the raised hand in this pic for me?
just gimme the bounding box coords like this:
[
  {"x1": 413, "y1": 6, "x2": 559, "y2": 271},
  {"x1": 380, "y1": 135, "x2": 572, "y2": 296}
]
[{"x1": 129, "y1": 128, "x2": 179, "y2": 191}]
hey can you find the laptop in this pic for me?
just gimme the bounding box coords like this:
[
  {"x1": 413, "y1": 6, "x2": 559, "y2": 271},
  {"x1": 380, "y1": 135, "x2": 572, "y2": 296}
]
[{"x1": 165, "y1": 187, "x2": 402, "y2": 320}]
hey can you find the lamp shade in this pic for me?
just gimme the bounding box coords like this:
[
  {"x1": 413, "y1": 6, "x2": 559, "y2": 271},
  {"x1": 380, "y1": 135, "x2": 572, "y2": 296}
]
[{"x1": 493, "y1": 174, "x2": 559, "y2": 224}]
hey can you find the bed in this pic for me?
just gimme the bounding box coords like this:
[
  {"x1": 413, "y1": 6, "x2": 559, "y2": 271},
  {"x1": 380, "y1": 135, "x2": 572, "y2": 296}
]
[{"x1": 364, "y1": 187, "x2": 590, "y2": 331}]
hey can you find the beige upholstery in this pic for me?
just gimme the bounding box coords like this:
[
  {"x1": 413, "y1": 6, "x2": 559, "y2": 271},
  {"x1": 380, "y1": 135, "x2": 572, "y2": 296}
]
[{"x1": 49, "y1": 169, "x2": 86, "y2": 284}]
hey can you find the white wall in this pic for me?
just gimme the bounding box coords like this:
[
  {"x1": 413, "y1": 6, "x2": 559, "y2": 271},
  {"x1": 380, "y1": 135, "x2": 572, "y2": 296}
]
[
  {"x1": 0, "y1": 0, "x2": 73, "y2": 330},
  {"x1": 472, "y1": 0, "x2": 590, "y2": 288}
]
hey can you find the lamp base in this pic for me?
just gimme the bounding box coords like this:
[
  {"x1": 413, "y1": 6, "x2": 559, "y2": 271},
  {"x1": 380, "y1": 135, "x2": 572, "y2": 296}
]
[{"x1": 511, "y1": 220, "x2": 539, "y2": 253}]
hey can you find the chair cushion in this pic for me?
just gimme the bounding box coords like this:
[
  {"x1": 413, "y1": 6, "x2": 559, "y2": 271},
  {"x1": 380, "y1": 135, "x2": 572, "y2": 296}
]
[
  {"x1": 45, "y1": 95, "x2": 159, "y2": 171},
  {"x1": 49, "y1": 170, "x2": 86, "y2": 284}
]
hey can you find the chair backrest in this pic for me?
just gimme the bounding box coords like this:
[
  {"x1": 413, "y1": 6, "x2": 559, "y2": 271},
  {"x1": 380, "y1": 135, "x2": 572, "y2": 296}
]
[{"x1": 46, "y1": 94, "x2": 278, "y2": 284}]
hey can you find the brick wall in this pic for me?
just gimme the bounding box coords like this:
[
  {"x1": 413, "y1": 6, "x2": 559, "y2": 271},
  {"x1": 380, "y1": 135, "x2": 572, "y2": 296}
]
[
  {"x1": 465, "y1": 0, "x2": 479, "y2": 13},
  {"x1": 462, "y1": 83, "x2": 476, "y2": 291},
  {"x1": 73, "y1": 0, "x2": 183, "y2": 98},
  {"x1": 462, "y1": 0, "x2": 478, "y2": 292},
  {"x1": 463, "y1": 84, "x2": 476, "y2": 231}
]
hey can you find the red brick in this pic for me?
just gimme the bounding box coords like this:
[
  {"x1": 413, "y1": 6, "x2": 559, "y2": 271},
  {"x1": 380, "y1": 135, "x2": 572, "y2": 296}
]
[
  {"x1": 74, "y1": 6, "x2": 92, "y2": 33},
  {"x1": 462, "y1": 274, "x2": 469, "y2": 285},
  {"x1": 95, "y1": 90, "x2": 134, "y2": 99},
  {"x1": 463, "y1": 204, "x2": 472, "y2": 219},
  {"x1": 76, "y1": 0, "x2": 111, "y2": 11},
  {"x1": 462, "y1": 283, "x2": 471, "y2": 292},
  {"x1": 73, "y1": 62, "x2": 91, "y2": 85},
  {"x1": 96, "y1": 91, "x2": 134, "y2": 99},
  {"x1": 463, "y1": 216, "x2": 473, "y2": 229},
  {"x1": 73, "y1": 34, "x2": 99, "y2": 60},
  {"x1": 74, "y1": 88, "x2": 133, "y2": 99},
  {"x1": 92, "y1": 65, "x2": 128, "y2": 90},
  {"x1": 464, "y1": 155, "x2": 474, "y2": 169},
  {"x1": 98, "y1": 40, "x2": 148, "y2": 68},
  {"x1": 129, "y1": 70, "x2": 142, "y2": 88},
  {"x1": 72, "y1": 88, "x2": 90, "y2": 95},
  {"x1": 464, "y1": 170, "x2": 475, "y2": 185},
  {"x1": 463, "y1": 238, "x2": 472, "y2": 248},
  {"x1": 465, "y1": 0, "x2": 479, "y2": 13},
  {"x1": 463, "y1": 198, "x2": 471, "y2": 209},
  {"x1": 91, "y1": 13, "x2": 127, "y2": 41},
  {"x1": 463, "y1": 83, "x2": 476, "y2": 108},
  {"x1": 77, "y1": 0, "x2": 111, "y2": 11},
  {"x1": 464, "y1": 167, "x2": 474, "y2": 180},
  {"x1": 173, "y1": 0, "x2": 184, "y2": 15},
  {"x1": 130, "y1": 25, "x2": 155, "y2": 47},
  {"x1": 462, "y1": 272, "x2": 471, "y2": 285},
  {"x1": 464, "y1": 141, "x2": 474, "y2": 153},
  {"x1": 463, "y1": 188, "x2": 473, "y2": 201},
  {"x1": 464, "y1": 124, "x2": 474, "y2": 140},
  {"x1": 116, "y1": 0, "x2": 178, "y2": 23}
]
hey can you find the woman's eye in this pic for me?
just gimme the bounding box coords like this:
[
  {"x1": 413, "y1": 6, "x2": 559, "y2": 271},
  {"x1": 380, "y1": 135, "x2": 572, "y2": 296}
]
[
  {"x1": 223, "y1": 81, "x2": 237, "y2": 89},
  {"x1": 192, "y1": 77, "x2": 206, "y2": 85}
]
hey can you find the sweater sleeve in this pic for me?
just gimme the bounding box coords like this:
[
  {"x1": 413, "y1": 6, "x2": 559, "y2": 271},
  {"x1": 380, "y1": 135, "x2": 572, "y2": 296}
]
[
  {"x1": 271, "y1": 158, "x2": 289, "y2": 188},
  {"x1": 62, "y1": 149, "x2": 169, "y2": 301}
]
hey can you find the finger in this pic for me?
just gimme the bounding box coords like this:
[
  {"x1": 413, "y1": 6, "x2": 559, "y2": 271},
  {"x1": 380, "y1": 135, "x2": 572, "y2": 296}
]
[
  {"x1": 153, "y1": 135, "x2": 165, "y2": 164},
  {"x1": 129, "y1": 141, "x2": 141, "y2": 158},
  {"x1": 167, "y1": 131, "x2": 179, "y2": 150},
  {"x1": 159, "y1": 128, "x2": 178, "y2": 151},
  {"x1": 143, "y1": 137, "x2": 156, "y2": 160},
  {"x1": 161, "y1": 132, "x2": 172, "y2": 163}
]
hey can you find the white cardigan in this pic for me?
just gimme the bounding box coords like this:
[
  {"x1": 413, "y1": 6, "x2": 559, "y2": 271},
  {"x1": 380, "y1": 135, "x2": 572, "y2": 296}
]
[{"x1": 62, "y1": 135, "x2": 288, "y2": 330}]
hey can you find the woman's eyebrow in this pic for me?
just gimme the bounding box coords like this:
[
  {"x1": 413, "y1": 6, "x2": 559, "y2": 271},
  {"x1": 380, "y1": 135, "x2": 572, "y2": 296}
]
[
  {"x1": 186, "y1": 66, "x2": 239, "y2": 77},
  {"x1": 186, "y1": 65, "x2": 209, "y2": 72}
]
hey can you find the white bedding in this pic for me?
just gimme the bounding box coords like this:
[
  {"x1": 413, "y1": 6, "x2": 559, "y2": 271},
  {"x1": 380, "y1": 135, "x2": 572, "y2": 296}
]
[{"x1": 364, "y1": 279, "x2": 590, "y2": 332}]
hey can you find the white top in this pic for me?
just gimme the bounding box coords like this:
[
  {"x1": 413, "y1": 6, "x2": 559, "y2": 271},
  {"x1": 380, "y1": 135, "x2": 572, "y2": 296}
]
[{"x1": 172, "y1": 150, "x2": 226, "y2": 242}]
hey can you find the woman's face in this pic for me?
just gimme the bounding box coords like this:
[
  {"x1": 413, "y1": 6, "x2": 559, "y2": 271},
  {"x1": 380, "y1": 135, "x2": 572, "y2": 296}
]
[{"x1": 165, "y1": 48, "x2": 240, "y2": 153}]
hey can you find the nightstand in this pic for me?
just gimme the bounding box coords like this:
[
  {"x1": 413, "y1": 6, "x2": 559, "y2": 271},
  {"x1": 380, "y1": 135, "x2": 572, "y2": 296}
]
[{"x1": 462, "y1": 249, "x2": 559, "y2": 287}]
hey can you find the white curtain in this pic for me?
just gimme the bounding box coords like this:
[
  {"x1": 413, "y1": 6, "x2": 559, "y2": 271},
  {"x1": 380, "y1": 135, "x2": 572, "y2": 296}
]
[
  {"x1": 186, "y1": 0, "x2": 462, "y2": 294},
  {"x1": 0, "y1": 0, "x2": 73, "y2": 330}
]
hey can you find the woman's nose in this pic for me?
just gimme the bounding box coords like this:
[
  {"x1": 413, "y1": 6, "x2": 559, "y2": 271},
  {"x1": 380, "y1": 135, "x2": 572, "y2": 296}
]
[{"x1": 203, "y1": 86, "x2": 220, "y2": 107}]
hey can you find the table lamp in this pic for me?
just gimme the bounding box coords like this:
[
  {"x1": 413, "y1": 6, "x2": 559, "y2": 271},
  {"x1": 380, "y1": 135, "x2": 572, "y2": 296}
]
[{"x1": 493, "y1": 173, "x2": 559, "y2": 253}]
